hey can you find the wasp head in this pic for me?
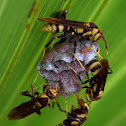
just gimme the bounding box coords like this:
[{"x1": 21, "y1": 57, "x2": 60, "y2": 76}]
[
  {"x1": 92, "y1": 29, "x2": 102, "y2": 42},
  {"x1": 46, "y1": 88, "x2": 58, "y2": 99},
  {"x1": 92, "y1": 28, "x2": 108, "y2": 54}
]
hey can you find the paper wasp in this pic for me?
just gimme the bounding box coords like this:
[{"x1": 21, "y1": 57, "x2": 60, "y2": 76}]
[
  {"x1": 38, "y1": 10, "x2": 108, "y2": 54},
  {"x1": 83, "y1": 58, "x2": 112, "y2": 102},
  {"x1": 8, "y1": 82, "x2": 62, "y2": 120},
  {"x1": 71, "y1": 51, "x2": 112, "y2": 102},
  {"x1": 57, "y1": 95, "x2": 90, "y2": 126}
]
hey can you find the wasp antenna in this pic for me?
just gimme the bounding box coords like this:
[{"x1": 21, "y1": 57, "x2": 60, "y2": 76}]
[
  {"x1": 55, "y1": 82, "x2": 59, "y2": 91},
  {"x1": 66, "y1": 64, "x2": 79, "y2": 76},
  {"x1": 38, "y1": 47, "x2": 46, "y2": 64},
  {"x1": 72, "y1": 53, "x2": 91, "y2": 85},
  {"x1": 70, "y1": 74, "x2": 81, "y2": 88},
  {"x1": 102, "y1": 36, "x2": 108, "y2": 55},
  {"x1": 31, "y1": 71, "x2": 39, "y2": 95},
  {"x1": 74, "y1": 94, "x2": 80, "y2": 100},
  {"x1": 21, "y1": 82, "x2": 46, "y2": 94},
  {"x1": 65, "y1": 93, "x2": 68, "y2": 114},
  {"x1": 51, "y1": 78, "x2": 59, "y2": 89},
  {"x1": 72, "y1": 53, "x2": 87, "y2": 71},
  {"x1": 82, "y1": 46, "x2": 103, "y2": 60}
]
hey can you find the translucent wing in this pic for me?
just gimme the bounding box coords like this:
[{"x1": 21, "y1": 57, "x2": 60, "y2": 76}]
[
  {"x1": 8, "y1": 99, "x2": 37, "y2": 120},
  {"x1": 38, "y1": 17, "x2": 91, "y2": 30}
]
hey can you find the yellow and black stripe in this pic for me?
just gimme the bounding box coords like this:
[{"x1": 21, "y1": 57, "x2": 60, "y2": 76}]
[
  {"x1": 41, "y1": 23, "x2": 70, "y2": 33},
  {"x1": 58, "y1": 98, "x2": 89, "y2": 126},
  {"x1": 87, "y1": 57, "x2": 101, "y2": 77},
  {"x1": 85, "y1": 87, "x2": 103, "y2": 102},
  {"x1": 8, "y1": 82, "x2": 60, "y2": 120},
  {"x1": 83, "y1": 58, "x2": 111, "y2": 102}
]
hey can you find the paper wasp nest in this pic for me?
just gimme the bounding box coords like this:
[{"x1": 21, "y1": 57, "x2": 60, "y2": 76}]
[{"x1": 36, "y1": 37, "x2": 99, "y2": 96}]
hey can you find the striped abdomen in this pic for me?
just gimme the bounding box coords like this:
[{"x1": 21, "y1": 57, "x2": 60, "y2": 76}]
[
  {"x1": 87, "y1": 57, "x2": 101, "y2": 77},
  {"x1": 85, "y1": 87, "x2": 103, "y2": 102},
  {"x1": 40, "y1": 23, "x2": 70, "y2": 33}
]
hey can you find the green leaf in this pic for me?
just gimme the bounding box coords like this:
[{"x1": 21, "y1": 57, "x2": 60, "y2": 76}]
[{"x1": 0, "y1": 0, "x2": 126, "y2": 126}]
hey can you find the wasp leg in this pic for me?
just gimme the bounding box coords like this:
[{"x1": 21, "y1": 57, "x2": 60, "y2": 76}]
[
  {"x1": 67, "y1": 112, "x2": 78, "y2": 121},
  {"x1": 64, "y1": 93, "x2": 68, "y2": 114},
  {"x1": 36, "y1": 110, "x2": 42, "y2": 116},
  {"x1": 85, "y1": 71, "x2": 91, "y2": 85},
  {"x1": 72, "y1": 53, "x2": 91, "y2": 85},
  {"x1": 31, "y1": 71, "x2": 39, "y2": 95},
  {"x1": 20, "y1": 92, "x2": 34, "y2": 98},
  {"x1": 82, "y1": 86, "x2": 91, "y2": 89},
  {"x1": 48, "y1": 103, "x2": 53, "y2": 109},
  {"x1": 83, "y1": 93, "x2": 87, "y2": 98},
  {"x1": 82, "y1": 46, "x2": 103, "y2": 60},
  {"x1": 20, "y1": 91, "x2": 39, "y2": 99},
  {"x1": 56, "y1": 102, "x2": 66, "y2": 113},
  {"x1": 32, "y1": 83, "x2": 45, "y2": 91},
  {"x1": 70, "y1": 74, "x2": 81, "y2": 89},
  {"x1": 20, "y1": 82, "x2": 45, "y2": 96},
  {"x1": 82, "y1": 78, "x2": 91, "y2": 87},
  {"x1": 48, "y1": 100, "x2": 55, "y2": 109},
  {"x1": 83, "y1": 79, "x2": 89, "y2": 84},
  {"x1": 71, "y1": 105, "x2": 76, "y2": 109},
  {"x1": 101, "y1": 36, "x2": 108, "y2": 55},
  {"x1": 34, "y1": 91, "x2": 39, "y2": 95},
  {"x1": 45, "y1": 34, "x2": 75, "y2": 48},
  {"x1": 38, "y1": 47, "x2": 46, "y2": 64},
  {"x1": 108, "y1": 67, "x2": 112, "y2": 74},
  {"x1": 43, "y1": 83, "x2": 48, "y2": 93},
  {"x1": 66, "y1": 64, "x2": 82, "y2": 85}
]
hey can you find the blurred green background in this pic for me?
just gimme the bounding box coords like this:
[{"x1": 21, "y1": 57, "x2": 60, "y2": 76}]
[{"x1": 0, "y1": 0, "x2": 126, "y2": 126}]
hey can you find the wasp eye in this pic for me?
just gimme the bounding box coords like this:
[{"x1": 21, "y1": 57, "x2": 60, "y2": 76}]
[{"x1": 97, "y1": 33, "x2": 102, "y2": 40}]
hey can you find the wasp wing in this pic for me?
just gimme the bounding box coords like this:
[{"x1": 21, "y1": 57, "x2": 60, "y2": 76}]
[
  {"x1": 94, "y1": 59, "x2": 109, "y2": 97},
  {"x1": 38, "y1": 17, "x2": 91, "y2": 30},
  {"x1": 8, "y1": 99, "x2": 37, "y2": 120}
]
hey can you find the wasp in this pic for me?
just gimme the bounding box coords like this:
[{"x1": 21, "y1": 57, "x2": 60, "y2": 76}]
[
  {"x1": 57, "y1": 95, "x2": 90, "y2": 126},
  {"x1": 38, "y1": 11, "x2": 108, "y2": 54},
  {"x1": 72, "y1": 51, "x2": 112, "y2": 102},
  {"x1": 8, "y1": 82, "x2": 61, "y2": 120},
  {"x1": 83, "y1": 58, "x2": 112, "y2": 102}
]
